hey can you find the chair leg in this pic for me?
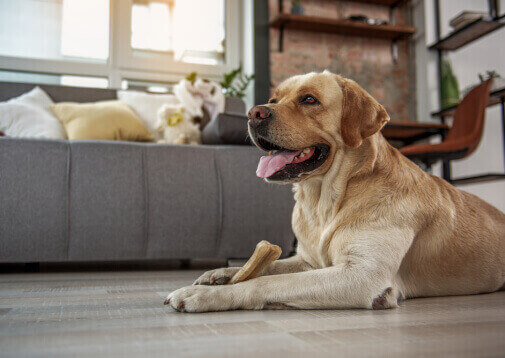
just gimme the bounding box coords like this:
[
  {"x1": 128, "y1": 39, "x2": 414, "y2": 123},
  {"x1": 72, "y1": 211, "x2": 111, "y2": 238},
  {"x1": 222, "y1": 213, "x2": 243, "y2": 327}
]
[
  {"x1": 442, "y1": 160, "x2": 452, "y2": 182},
  {"x1": 424, "y1": 161, "x2": 433, "y2": 174}
]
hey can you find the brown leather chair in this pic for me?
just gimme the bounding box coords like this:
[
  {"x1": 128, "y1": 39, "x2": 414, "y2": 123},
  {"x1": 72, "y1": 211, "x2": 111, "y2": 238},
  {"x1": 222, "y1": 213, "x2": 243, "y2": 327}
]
[{"x1": 400, "y1": 79, "x2": 493, "y2": 179}]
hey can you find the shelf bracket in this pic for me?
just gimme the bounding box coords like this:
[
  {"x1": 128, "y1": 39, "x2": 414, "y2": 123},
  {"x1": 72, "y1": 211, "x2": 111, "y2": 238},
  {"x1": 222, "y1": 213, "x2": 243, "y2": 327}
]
[
  {"x1": 277, "y1": 0, "x2": 284, "y2": 52},
  {"x1": 501, "y1": 98, "x2": 505, "y2": 170},
  {"x1": 389, "y1": 0, "x2": 403, "y2": 64},
  {"x1": 389, "y1": 3, "x2": 396, "y2": 25},
  {"x1": 489, "y1": 0, "x2": 499, "y2": 19},
  {"x1": 391, "y1": 39, "x2": 398, "y2": 64},
  {"x1": 279, "y1": 23, "x2": 285, "y2": 52}
]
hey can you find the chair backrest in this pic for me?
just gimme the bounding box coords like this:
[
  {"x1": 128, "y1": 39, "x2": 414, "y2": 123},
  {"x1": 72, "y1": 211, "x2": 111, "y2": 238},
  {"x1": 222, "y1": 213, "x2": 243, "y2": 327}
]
[{"x1": 446, "y1": 79, "x2": 493, "y2": 155}]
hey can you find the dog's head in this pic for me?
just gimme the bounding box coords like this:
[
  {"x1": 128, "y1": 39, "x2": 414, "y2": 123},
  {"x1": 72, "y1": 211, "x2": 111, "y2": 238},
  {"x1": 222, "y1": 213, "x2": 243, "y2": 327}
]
[{"x1": 248, "y1": 71, "x2": 389, "y2": 183}]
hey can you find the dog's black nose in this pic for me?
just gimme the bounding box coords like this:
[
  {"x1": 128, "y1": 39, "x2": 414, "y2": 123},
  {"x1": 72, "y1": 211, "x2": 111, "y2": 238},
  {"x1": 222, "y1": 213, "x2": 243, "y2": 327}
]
[{"x1": 248, "y1": 105, "x2": 272, "y2": 125}]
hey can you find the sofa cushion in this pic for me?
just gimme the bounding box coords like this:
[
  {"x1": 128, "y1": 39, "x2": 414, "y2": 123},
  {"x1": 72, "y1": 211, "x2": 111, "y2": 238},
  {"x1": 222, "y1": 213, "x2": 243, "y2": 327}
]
[
  {"x1": 0, "y1": 138, "x2": 69, "y2": 262},
  {"x1": 52, "y1": 100, "x2": 154, "y2": 142},
  {"x1": 214, "y1": 146, "x2": 295, "y2": 258},
  {"x1": 0, "y1": 137, "x2": 296, "y2": 263},
  {"x1": 67, "y1": 141, "x2": 148, "y2": 260},
  {"x1": 145, "y1": 145, "x2": 219, "y2": 258}
]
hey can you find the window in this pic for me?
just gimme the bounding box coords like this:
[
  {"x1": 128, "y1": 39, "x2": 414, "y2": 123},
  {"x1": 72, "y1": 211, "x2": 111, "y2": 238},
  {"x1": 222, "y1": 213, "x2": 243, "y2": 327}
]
[
  {"x1": 131, "y1": 1, "x2": 172, "y2": 52},
  {"x1": 130, "y1": 0, "x2": 225, "y2": 65},
  {"x1": 0, "y1": 0, "x2": 240, "y2": 88},
  {"x1": 0, "y1": 0, "x2": 109, "y2": 61},
  {"x1": 60, "y1": 0, "x2": 110, "y2": 61},
  {"x1": 60, "y1": 75, "x2": 109, "y2": 88},
  {"x1": 0, "y1": 70, "x2": 108, "y2": 88},
  {"x1": 121, "y1": 79, "x2": 175, "y2": 93}
]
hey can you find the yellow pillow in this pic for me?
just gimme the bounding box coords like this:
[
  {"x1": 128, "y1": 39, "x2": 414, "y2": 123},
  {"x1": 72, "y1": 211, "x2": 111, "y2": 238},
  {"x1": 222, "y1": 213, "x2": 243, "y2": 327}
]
[{"x1": 51, "y1": 100, "x2": 154, "y2": 142}]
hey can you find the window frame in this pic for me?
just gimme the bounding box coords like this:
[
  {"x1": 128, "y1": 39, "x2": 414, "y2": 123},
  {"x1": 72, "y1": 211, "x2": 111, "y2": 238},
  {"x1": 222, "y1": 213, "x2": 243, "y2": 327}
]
[{"x1": 0, "y1": 0, "x2": 241, "y2": 88}]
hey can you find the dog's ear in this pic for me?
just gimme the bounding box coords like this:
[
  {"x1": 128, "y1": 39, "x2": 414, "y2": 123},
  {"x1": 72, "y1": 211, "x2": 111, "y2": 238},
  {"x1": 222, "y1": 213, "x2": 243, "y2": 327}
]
[{"x1": 336, "y1": 77, "x2": 390, "y2": 148}]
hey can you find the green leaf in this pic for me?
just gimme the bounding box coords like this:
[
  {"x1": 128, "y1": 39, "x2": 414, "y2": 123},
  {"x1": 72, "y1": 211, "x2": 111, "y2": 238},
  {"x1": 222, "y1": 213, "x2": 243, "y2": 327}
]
[
  {"x1": 220, "y1": 65, "x2": 254, "y2": 98},
  {"x1": 186, "y1": 72, "x2": 197, "y2": 84}
]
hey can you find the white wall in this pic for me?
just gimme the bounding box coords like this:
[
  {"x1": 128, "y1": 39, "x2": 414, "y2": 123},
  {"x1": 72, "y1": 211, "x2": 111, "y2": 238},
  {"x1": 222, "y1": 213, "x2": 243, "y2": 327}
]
[
  {"x1": 414, "y1": 0, "x2": 505, "y2": 211},
  {"x1": 241, "y1": 0, "x2": 255, "y2": 110}
]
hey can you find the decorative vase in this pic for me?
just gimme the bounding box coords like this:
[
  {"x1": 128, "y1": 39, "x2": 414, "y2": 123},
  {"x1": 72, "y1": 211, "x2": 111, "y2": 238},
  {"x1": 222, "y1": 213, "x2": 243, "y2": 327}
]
[
  {"x1": 291, "y1": 5, "x2": 304, "y2": 15},
  {"x1": 441, "y1": 59, "x2": 460, "y2": 109}
]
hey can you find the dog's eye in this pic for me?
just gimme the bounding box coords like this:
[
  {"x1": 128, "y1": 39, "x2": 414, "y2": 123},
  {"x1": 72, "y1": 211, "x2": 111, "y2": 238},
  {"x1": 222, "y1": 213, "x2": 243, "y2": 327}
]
[
  {"x1": 301, "y1": 95, "x2": 318, "y2": 105},
  {"x1": 268, "y1": 98, "x2": 277, "y2": 104}
]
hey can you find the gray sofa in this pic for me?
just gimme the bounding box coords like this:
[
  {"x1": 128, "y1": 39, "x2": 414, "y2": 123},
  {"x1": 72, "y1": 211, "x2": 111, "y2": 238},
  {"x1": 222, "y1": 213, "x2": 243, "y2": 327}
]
[{"x1": 0, "y1": 82, "x2": 295, "y2": 263}]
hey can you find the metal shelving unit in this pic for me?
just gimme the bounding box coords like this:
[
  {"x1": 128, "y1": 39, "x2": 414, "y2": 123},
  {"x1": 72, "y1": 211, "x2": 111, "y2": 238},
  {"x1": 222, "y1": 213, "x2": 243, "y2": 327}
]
[{"x1": 429, "y1": 0, "x2": 505, "y2": 185}]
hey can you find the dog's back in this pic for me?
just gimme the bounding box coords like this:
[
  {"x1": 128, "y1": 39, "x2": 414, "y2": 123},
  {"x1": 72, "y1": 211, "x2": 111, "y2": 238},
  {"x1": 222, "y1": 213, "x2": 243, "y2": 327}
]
[{"x1": 391, "y1": 145, "x2": 505, "y2": 298}]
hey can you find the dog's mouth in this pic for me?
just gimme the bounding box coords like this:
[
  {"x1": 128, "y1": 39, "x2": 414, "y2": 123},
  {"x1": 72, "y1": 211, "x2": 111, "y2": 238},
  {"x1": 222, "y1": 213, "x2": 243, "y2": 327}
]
[{"x1": 254, "y1": 137, "x2": 330, "y2": 181}]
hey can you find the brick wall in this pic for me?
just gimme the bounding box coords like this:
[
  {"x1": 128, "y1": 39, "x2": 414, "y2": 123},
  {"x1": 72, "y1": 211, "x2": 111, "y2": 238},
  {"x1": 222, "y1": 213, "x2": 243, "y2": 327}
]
[{"x1": 269, "y1": 0, "x2": 415, "y2": 122}]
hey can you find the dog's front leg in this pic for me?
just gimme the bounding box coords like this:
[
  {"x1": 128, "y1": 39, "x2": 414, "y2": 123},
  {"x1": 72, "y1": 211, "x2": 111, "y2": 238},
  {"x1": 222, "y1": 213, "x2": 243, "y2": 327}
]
[
  {"x1": 168, "y1": 265, "x2": 396, "y2": 312},
  {"x1": 193, "y1": 255, "x2": 312, "y2": 285},
  {"x1": 237, "y1": 264, "x2": 401, "y2": 310},
  {"x1": 260, "y1": 254, "x2": 313, "y2": 275},
  {"x1": 247, "y1": 227, "x2": 414, "y2": 310},
  {"x1": 169, "y1": 227, "x2": 414, "y2": 312}
]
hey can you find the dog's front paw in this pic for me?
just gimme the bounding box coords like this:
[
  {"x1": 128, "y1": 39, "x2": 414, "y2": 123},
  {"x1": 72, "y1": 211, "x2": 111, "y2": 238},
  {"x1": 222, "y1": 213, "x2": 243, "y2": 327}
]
[
  {"x1": 193, "y1": 267, "x2": 240, "y2": 286},
  {"x1": 164, "y1": 285, "x2": 236, "y2": 313}
]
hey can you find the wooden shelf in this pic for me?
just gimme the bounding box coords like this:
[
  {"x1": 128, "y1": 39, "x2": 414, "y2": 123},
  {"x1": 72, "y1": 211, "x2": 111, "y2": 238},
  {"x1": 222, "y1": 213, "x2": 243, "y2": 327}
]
[
  {"x1": 429, "y1": 15, "x2": 505, "y2": 51},
  {"x1": 270, "y1": 14, "x2": 415, "y2": 40},
  {"x1": 338, "y1": 0, "x2": 408, "y2": 6},
  {"x1": 431, "y1": 86, "x2": 505, "y2": 118}
]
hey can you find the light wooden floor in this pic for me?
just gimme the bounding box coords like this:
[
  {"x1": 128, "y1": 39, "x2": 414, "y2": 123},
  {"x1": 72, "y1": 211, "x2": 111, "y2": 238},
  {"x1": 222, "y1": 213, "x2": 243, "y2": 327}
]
[{"x1": 0, "y1": 270, "x2": 504, "y2": 358}]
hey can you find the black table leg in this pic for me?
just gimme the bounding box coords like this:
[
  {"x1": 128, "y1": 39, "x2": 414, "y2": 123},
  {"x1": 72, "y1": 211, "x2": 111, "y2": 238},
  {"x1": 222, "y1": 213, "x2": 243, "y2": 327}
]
[
  {"x1": 501, "y1": 98, "x2": 505, "y2": 170},
  {"x1": 442, "y1": 160, "x2": 452, "y2": 182},
  {"x1": 440, "y1": 127, "x2": 452, "y2": 182}
]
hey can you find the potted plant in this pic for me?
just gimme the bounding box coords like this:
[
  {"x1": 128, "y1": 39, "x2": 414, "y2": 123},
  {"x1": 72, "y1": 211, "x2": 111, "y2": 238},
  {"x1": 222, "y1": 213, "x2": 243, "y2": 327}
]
[
  {"x1": 441, "y1": 59, "x2": 460, "y2": 109},
  {"x1": 220, "y1": 65, "x2": 255, "y2": 99},
  {"x1": 462, "y1": 70, "x2": 503, "y2": 97},
  {"x1": 291, "y1": 0, "x2": 304, "y2": 15},
  {"x1": 478, "y1": 70, "x2": 501, "y2": 82}
]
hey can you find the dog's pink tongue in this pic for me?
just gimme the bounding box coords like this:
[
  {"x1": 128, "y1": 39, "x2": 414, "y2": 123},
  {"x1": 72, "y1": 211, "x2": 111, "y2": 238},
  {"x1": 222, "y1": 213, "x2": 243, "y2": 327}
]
[{"x1": 256, "y1": 150, "x2": 300, "y2": 178}]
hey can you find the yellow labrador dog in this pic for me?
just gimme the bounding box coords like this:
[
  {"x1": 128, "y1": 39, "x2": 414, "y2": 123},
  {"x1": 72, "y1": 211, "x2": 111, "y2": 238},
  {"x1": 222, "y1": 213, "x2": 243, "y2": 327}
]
[{"x1": 165, "y1": 71, "x2": 505, "y2": 312}]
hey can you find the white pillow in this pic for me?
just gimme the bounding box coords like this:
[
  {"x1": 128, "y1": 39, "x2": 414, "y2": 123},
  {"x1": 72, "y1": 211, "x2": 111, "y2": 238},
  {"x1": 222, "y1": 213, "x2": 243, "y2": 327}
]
[
  {"x1": 117, "y1": 90, "x2": 180, "y2": 139},
  {"x1": 10, "y1": 86, "x2": 54, "y2": 113},
  {"x1": 0, "y1": 87, "x2": 66, "y2": 139}
]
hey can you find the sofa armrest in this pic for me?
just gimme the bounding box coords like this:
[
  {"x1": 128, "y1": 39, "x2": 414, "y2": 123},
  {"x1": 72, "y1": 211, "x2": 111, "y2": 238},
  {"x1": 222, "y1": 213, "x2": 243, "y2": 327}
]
[
  {"x1": 201, "y1": 112, "x2": 251, "y2": 145},
  {"x1": 225, "y1": 97, "x2": 246, "y2": 114}
]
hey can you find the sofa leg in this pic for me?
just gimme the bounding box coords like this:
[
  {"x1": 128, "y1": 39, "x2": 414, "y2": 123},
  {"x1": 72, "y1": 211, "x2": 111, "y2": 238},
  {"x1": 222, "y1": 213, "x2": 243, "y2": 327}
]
[
  {"x1": 180, "y1": 259, "x2": 191, "y2": 269},
  {"x1": 24, "y1": 262, "x2": 40, "y2": 272}
]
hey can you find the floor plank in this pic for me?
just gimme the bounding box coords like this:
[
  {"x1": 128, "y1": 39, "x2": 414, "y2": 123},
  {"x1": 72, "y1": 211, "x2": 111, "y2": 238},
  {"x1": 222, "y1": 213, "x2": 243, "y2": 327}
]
[{"x1": 0, "y1": 270, "x2": 504, "y2": 358}]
